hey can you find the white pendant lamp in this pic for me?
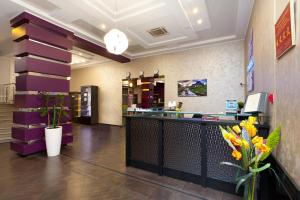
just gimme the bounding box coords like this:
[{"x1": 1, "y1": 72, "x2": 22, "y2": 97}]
[
  {"x1": 104, "y1": 0, "x2": 128, "y2": 55},
  {"x1": 104, "y1": 28, "x2": 128, "y2": 55}
]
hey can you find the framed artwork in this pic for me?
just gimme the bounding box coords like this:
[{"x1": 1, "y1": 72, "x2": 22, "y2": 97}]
[
  {"x1": 247, "y1": 30, "x2": 254, "y2": 92},
  {"x1": 178, "y1": 79, "x2": 207, "y2": 97},
  {"x1": 247, "y1": 57, "x2": 254, "y2": 92},
  {"x1": 275, "y1": 0, "x2": 296, "y2": 59}
]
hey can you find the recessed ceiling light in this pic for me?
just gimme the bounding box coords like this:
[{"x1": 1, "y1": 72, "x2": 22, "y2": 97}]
[
  {"x1": 101, "y1": 24, "x2": 106, "y2": 30},
  {"x1": 193, "y1": 7, "x2": 198, "y2": 14},
  {"x1": 197, "y1": 19, "x2": 203, "y2": 24},
  {"x1": 78, "y1": 52, "x2": 82, "y2": 56}
]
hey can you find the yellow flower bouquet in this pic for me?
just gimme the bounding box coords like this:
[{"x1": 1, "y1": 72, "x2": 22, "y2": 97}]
[{"x1": 219, "y1": 116, "x2": 281, "y2": 200}]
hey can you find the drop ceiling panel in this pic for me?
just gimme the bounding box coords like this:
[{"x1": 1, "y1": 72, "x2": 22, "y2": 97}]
[
  {"x1": 128, "y1": 14, "x2": 196, "y2": 47},
  {"x1": 72, "y1": 19, "x2": 106, "y2": 39},
  {"x1": 3, "y1": 0, "x2": 254, "y2": 58},
  {"x1": 25, "y1": 0, "x2": 59, "y2": 13}
]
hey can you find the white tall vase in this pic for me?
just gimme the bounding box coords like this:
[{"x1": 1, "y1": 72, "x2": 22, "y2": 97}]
[{"x1": 45, "y1": 126, "x2": 62, "y2": 157}]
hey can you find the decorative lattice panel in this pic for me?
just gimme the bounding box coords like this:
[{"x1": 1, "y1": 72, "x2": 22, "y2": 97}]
[
  {"x1": 164, "y1": 121, "x2": 202, "y2": 175},
  {"x1": 206, "y1": 125, "x2": 239, "y2": 183},
  {"x1": 130, "y1": 118, "x2": 160, "y2": 165}
]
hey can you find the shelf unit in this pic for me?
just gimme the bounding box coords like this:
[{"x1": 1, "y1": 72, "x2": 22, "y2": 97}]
[
  {"x1": 79, "y1": 85, "x2": 98, "y2": 125},
  {"x1": 70, "y1": 91, "x2": 81, "y2": 122}
]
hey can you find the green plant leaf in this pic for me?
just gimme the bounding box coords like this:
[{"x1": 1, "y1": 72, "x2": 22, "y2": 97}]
[
  {"x1": 260, "y1": 127, "x2": 281, "y2": 161},
  {"x1": 235, "y1": 172, "x2": 253, "y2": 193},
  {"x1": 249, "y1": 163, "x2": 271, "y2": 173},
  {"x1": 241, "y1": 143, "x2": 249, "y2": 170},
  {"x1": 38, "y1": 108, "x2": 47, "y2": 117},
  {"x1": 52, "y1": 105, "x2": 57, "y2": 128},
  {"x1": 219, "y1": 126, "x2": 236, "y2": 150},
  {"x1": 220, "y1": 162, "x2": 245, "y2": 171},
  {"x1": 62, "y1": 110, "x2": 69, "y2": 118},
  {"x1": 226, "y1": 126, "x2": 233, "y2": 133}
]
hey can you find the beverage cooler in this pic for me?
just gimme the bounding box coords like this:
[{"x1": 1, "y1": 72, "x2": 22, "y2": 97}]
[{"x1": 79, "y1": 85, "x2": 99, "y2": 125}]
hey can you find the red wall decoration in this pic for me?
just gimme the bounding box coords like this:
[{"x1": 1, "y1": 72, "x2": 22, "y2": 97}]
[{"x1": 275, "y1": 1, "x2": 296, "y2": 59}]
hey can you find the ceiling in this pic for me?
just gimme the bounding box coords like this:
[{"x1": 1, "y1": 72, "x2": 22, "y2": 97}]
[
  {"x1": 71, "y1": 48, "x2": 111, "y2": 69},
  {"x1": 0, "y1": 0, "x2": 254, "y2": 59}
]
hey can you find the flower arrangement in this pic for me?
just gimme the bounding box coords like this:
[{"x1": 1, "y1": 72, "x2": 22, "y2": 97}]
[{"x1": 219, "y1": 116, "x2": 281, "y2": 200}]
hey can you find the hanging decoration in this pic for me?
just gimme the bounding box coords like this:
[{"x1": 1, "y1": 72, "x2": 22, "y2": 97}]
[{"x1": 104, "y1": 29, "x2": 128, "y2": 55}]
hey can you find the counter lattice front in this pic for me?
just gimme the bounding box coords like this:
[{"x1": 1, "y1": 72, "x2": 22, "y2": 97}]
[{"x1": 125, "y1": 116, "x2": 269, "y2": 195}]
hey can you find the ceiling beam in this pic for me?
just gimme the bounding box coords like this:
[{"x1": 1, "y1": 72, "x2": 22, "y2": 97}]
[
  {"x1": 72, "y1": 36, "x2": 130, "y2": 63},
  {"x1": 11, "y1": 12, "x2": 131, "y2": 63}
]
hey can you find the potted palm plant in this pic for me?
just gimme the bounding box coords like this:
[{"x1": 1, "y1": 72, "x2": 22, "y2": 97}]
[{"x1": 39, "y1": 93, "x2": 69, "y2": 157}]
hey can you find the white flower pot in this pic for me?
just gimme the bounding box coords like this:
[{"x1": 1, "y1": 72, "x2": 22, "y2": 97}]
[{"x1": 45, "y1": 126, "x2": 62, "y2": 157}]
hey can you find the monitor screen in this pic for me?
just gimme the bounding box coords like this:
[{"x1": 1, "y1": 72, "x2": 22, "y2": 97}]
[{"x1": 226, "y1": 100, "x2": 238, "y2": 112}]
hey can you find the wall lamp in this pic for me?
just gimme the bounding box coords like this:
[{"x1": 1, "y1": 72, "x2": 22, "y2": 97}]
[
  {"x1": 154, "y1": 69, "x2": 159, "y2": 78},
  {"x1": 126, "y1": 72, "x2": 131, "y2": 79},
  {"x1": 139, "y1": 70, "x2": 144, "y2": 79}
]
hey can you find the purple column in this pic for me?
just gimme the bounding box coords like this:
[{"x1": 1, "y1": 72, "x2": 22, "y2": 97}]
[{"x1": 10, "y1": 12, "x2": 74, "y2": 155}]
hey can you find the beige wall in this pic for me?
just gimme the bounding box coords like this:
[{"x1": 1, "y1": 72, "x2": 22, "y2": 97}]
[
  {"x1": 245, "y1": 0, "x2": 300, "y2": 187},
  {"x1": 71, "y1": 40, "x2": 245, "y2": 126},
  {"x1": 0, "y1": 56, "x2": 15, "y2": 101},
  {"x1": 0, "y1": 56, "x2": 14, "y2": 84}
]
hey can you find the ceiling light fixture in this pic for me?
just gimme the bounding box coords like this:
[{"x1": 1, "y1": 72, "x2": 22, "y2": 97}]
[
  {"x1": 193, "y1": 7, "x2": 199, "y2": 14},
  {"x1": 197, "y1": 19, "x2": 203, "y2": 24},
  {"x1": 104, "y1": 29, "x2": 128, "y2": 55},
  {"x1": 101, "y1": 24, "x2": 106, "y2": 30},
  {"x1": 103, "y1": 1, "x2": 128, "y2": 55}
]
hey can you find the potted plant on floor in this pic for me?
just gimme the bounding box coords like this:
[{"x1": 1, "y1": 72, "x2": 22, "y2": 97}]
[
  {"x1": 39, "y1": 93, "x2": 69, "y2": 157},
  {"x1": 219, "y1": 116, "x2": 281, "y2": 200}
]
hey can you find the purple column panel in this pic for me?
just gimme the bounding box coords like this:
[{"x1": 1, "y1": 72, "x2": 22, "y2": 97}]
[
  {"x1": 62, "y1": 135, "x2": 73, "y2": 144},
  {"x1": 14, "y1": 39, "x2": 71, "y2": 63},
  {"x1": 10, "y1": 12, "x2": 73, "y2": 37},
  {"x1": 15, "y1": 94, "x2": 70, "y2": 108},
  {"x1": 11, "y1": 141, "x2": 46, "y2": 155},
  {"x1": 12, "y1": 23, "x2": 73, "y2": 50},
  {"x1": 13, "y1": 111, "x2": 71, "y2": 125},
  {"x1": 16, "y1": 75, "x2": 69, "y2": 92},
  {"x1": 12, "y1": 123, "x2": 72, "y2": 142},
  {"x1": 15, "y1": 57, "x2": 71, "y2": 77},
  {"x1": 10, "y1": 135, "x2": 72, "y2": 155},
  {"x1": 11, "y1": 12, "x2": 73, "y2": 156}
]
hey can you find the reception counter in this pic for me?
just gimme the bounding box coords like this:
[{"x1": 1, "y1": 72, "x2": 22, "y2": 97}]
[{"x1": 124, "y1": 113, "x2": 269, "y2": 195}]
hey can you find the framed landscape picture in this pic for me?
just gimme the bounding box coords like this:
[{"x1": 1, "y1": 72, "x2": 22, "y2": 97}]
[{"x1": 178, "y1": 79, "x2": 207, "y2": 97}]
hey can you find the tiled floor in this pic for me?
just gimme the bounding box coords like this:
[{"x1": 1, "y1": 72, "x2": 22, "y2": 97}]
[{"x1": 0, "y1": 124, "x2": 241, "y2": 200}]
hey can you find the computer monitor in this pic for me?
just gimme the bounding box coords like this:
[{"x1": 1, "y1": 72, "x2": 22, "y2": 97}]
[
  {"x1": 226, "y1": 100, "x2": 238, "y2": 113},
  {"x1": 244, "y1": 92, "x2": 268, "y2": 113}
]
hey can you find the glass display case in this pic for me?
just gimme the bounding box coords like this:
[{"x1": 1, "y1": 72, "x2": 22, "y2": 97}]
[
  {"x1": 70, "y1": 91, "x2": 81, "y2": 122},
  {"x1": 124, "y1": 109, "x2": 252, "y2": 121},
  {"x1": 79, "y1": 85, "x2": 98, "y2": 124}
]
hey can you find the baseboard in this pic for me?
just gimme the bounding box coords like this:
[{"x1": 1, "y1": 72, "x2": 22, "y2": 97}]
[
  {"x1": 0, "y1": 139, "x2": 11, "y2": 143},
  {"x1": 260, "y1": 155, "x2": 300, "y2": 200}
]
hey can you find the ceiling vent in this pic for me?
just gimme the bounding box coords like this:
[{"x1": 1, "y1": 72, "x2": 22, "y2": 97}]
[{"x1": 147, "y1": 27, "x2": 169, "y2": 37}]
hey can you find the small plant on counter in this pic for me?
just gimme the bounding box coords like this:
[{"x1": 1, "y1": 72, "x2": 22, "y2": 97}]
[
  {"x1": 238, "y1": 101, "x2": 245, "y2": 110},
  {"x1": 219, "y1": 116, "x2": 281, "y2": 200}
]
